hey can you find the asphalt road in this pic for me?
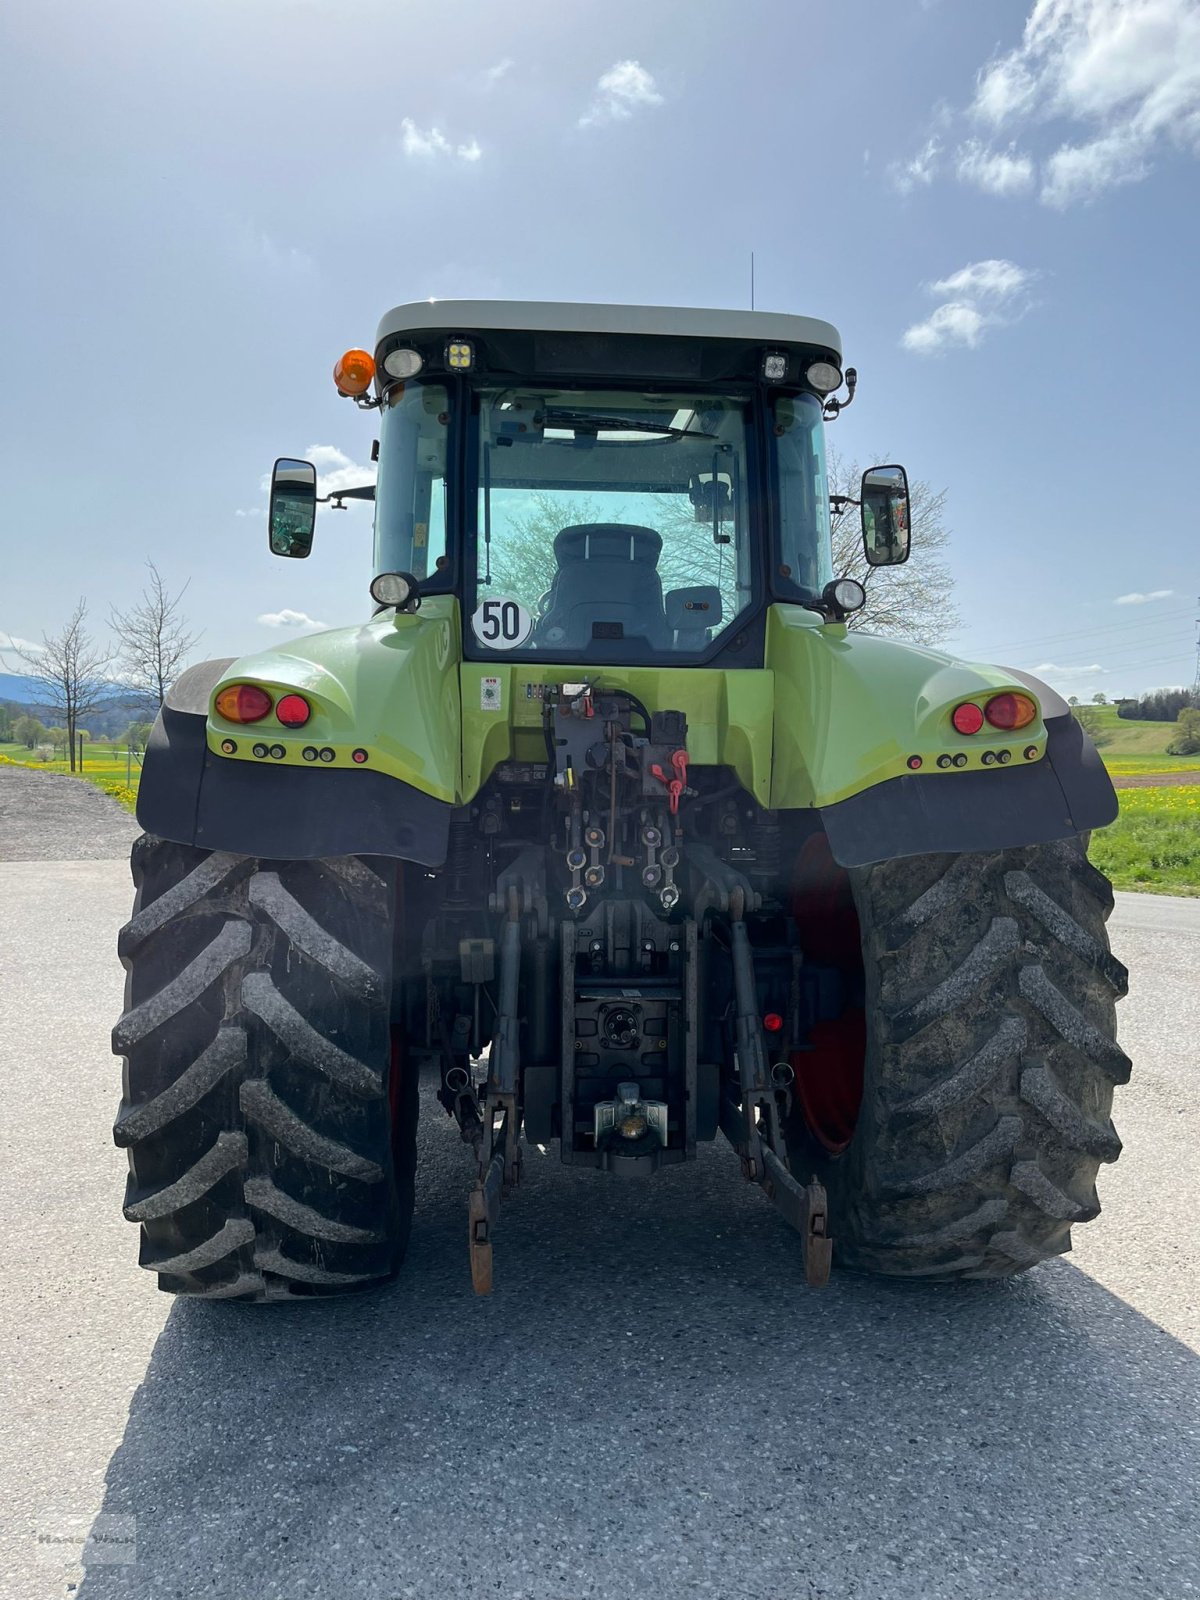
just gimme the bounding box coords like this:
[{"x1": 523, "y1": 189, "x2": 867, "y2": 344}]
[{"x1": 1, "y1": 841, "x2": 1197, "y2": 1598}]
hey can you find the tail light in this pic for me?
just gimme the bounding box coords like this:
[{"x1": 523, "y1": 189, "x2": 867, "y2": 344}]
[
  {"x1": 985, "y1": 692, "x2": 1037, "y2": 731},
  {"x1": 951, "y1": 702, "x2": 984, "y2": 735},
  {"x1": 215, "y1": 684, "x2": 273, "y2": 723},
  {"x1": 275, "y1": 693, "x2": 312, "y2": 728}
]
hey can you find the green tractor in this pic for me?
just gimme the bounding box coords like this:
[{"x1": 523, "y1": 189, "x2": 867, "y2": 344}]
[{"x1": 113, "y1": 301, "x2": 1129, "y2": 1299}]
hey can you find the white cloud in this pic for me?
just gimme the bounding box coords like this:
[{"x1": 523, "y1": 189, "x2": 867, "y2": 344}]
[
  {"x1": 1115, "y1": 588, "x2": 1175, "y2": 604},
  {"x1": 930, "y1": 258, "x2": 1032, "y2": 299},
  {"x1": 902, "y1": 258, "x2": 1033, "y2": 354},
  {"x1": 955, "y1": 138, "x2": 1036, "y2": 195},
  {"x1": 305, "y1": 443, "x2": 376, "y2": 501},
  {"x1": 889, "y1": 137, "x2": 941, "y2": 193},
  {"x1": 579, "y1": 60, "x2": 663, "y2": 127},
  {"x1": 902, "y1": 302, "x2": 988, "y2": 354},
  {"x1": 0, "y1": 630, "x2": 43, "y2": 655},
  {"x1": 970, "y1": 0, "x2": 1200, "y2": 206},
  {"x1": 400, "y1": 118, "x2": 482, "y2": 163},
  {"x1": 235, "y1": 507, "x2": 266, "y2": 519},
  {"x1": 1029, "y1": 661, "x2": 1107, "y2": 676},
  {"x1": 482, "y1": 58, "x2": 513, "y2": 86},
  {"x1": 1040, "y1": 126, "x2": 1150, "y2": 206},
  {"x1": 257, "y1": 609, "x2": 328, "y2": 631}
]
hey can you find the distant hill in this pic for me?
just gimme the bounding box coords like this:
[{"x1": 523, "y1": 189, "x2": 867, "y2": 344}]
[
  {"x1": 0, "y1": 671, "x2": 40, "y2": 704},
  {"x1": 0, "y1": 670, "x2": 149, "y2": 737}
]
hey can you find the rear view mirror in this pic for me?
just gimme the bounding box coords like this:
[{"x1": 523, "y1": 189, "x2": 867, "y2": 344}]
[
  {"x1": 688, "y1": 472, "x2": 732, "y2": 531},
  {"x1": 860, "y1": 464, "x2": 911, "y2": 567},
  {"x1": 268, "y1": 458, "x2": 318, "y2": 559}
]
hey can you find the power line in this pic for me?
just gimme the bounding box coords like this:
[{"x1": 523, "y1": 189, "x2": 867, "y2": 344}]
[{"x1": 969, "y1": 602, "x2": 1194, "y2": 658}]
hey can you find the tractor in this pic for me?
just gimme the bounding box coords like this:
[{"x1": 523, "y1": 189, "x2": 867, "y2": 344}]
[{"x1": 113, "y1": 300, "x2": 1128, "y2": 1299}]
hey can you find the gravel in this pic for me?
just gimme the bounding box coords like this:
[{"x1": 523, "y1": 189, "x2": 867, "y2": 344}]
[
  {"x1": 0, "y1": 766, "x2": 140, "y2": 861},
  {"x1": 0, "y1": 853, "x2": 1196, "y2": 1600}
]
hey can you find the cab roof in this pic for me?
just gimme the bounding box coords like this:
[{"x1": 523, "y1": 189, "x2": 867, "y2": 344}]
[{"x1": 375, "y1": 300, "x2": 841, "y2": 360}]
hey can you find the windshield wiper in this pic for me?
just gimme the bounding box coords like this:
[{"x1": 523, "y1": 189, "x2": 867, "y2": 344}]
[{"x1": 536, "y1": 409, "x2": 717, "y2": 440}]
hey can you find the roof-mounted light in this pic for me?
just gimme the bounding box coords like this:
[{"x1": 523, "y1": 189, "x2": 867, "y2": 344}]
[
  {"x1": 446, "y1": 338, "x2": 475, "y2": 371},
  {"x1": 382, "y1": 347, "x2": 424, "y2": 381},
  {"x1": 370, "y1": 571, "x2": 421, "y2": 611},
  {"x1": 333, "y1": 348, "x2": 375, "y2": 397},
  {"x1": 761, "y1": 351, "x2": 789, "y2": 383},
  {"x1": 806, "y1": 360, "x2": 843, "y2": 395},
  {"x1": 822, "y1": 578, "x2": 866, "y2": 617}
]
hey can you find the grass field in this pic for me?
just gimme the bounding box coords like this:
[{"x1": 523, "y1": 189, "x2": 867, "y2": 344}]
[
  {"x1": 1088, "y1": 786, "x2": 1200, "y2": 896},
  {"x1": 1080, "y1": 704, "x2": 1200, "y2": 773}
]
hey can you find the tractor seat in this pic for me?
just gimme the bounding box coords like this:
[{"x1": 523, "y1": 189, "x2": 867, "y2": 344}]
[{"x1": 536, "y1": 524, "x2": 670, "y2": 649}]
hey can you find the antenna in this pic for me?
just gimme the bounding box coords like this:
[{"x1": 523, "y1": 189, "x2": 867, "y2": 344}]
[{"x1": 750, "y1": 251, "x2": 755, "y2": 311}]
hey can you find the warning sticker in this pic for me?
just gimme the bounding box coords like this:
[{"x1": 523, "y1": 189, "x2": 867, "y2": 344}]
[{"x1": 480, "y1": 676, "x2": 502, "y2": 712}]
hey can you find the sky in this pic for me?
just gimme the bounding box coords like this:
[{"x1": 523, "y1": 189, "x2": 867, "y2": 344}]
[{"x1": 1, "y1": 0, "x2": 1198, "y2": 702}]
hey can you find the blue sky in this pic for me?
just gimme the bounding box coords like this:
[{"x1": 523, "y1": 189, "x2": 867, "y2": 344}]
[{"x1": 1, "y1": 0, "x2": 1197, "y2": 700}]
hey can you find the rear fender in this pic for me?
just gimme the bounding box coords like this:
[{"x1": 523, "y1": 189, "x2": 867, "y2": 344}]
[
  {"x1": 137, "y1": 604, "x2": 461, "y2": 864},
  {"x1": 765, "y1": 608, "x2": 1117, "y2": 867}
]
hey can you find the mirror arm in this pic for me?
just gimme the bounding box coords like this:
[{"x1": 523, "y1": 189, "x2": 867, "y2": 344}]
[
  {"x1": 822, "y1": 366, "x2": 858, "y2": 422},
  {"x1": 318, "y1": 484, "x2": 377, "y2": 510}
]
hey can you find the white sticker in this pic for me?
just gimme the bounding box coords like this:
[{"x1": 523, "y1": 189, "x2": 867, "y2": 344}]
[
  {"x1": 472, "y1": 596, "x2": 533, "y2": 650},
  {"x1": 480, "y1": 676, "x2": 502, "y2": 711}
]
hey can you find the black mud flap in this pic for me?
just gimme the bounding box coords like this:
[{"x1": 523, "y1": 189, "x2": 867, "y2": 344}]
[
  {"x1": 137, "y1": 662, "x2": 450, "y2": 866},
  {"x1": 819, "y1": 712, "x2": 1117, "y2": 869}
]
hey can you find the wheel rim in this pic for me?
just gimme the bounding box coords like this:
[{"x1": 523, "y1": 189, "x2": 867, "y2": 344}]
[{"x1": 789, "y1": 833, "x2": 866, "y2": 1155}]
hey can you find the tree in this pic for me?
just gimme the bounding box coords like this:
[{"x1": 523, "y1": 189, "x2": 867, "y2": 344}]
[
  {"x1": 0, "y1": 703, "x2": 10, "y2": 741},
  {"x1": 47, "y1": 726, "x2": 68, "y2": 750},
  {"x1": 12, "y1": 714, "x2": 44, "y2": 749},
  {"x1": 1072, "y1": 703, "x2": 1108, "y2": 743},
  {"x1": 1167, "y1": 707, "x2": 1200, "y2": 757},
  {"x1": 1092, "y1": 692, "x2": 1107, "y2": 705},
  {"x1": 1116, "y1": 687, "x2": 1199, "y2": 723},
  {"x1": 7, "y1": 602, "x2": 113, "y2": 772},
  {"x1": 122, "y1": 721, "x2": 154, "y2": 753},
  {"x1": 827, "y1": 450, "x2": 960, "y2": 644},
  {"x1": 109, "y1": 561, "x2": 200, "y2": 712}
]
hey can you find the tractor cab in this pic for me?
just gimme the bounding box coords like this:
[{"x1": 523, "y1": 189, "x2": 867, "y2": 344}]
[{"x1": 269, "y1": 301, "x2": 900, "y2": 663}]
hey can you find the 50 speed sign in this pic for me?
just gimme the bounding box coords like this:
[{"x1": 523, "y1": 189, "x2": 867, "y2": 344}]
[{"x1": 471, "y1": 596, "x2": 533, "y2": 649}]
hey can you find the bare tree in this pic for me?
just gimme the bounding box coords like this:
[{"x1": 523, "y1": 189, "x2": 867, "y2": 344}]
[
  {"x1": 110, "y1": 561, "x2": 200, "y2": 713},
  {"x1": 8, "y1": 602, "x2": 113, "y2": 772},
  {"x1": 828, "y1": 448, "x2": 960, "y2": 645}
]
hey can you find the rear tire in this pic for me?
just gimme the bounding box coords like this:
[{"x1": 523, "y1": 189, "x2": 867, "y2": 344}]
[
  {"x1": 112, "y1": 834, "x2": 417, "y2": 1301},
  {"x1": 791, "y1": 837, "x2": 1130, "y2": 1278}
]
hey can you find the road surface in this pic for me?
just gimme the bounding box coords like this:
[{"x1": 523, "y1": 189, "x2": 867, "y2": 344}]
[{"x1": 0, "y1": 794, "x2": 1196, "y2": 1598}]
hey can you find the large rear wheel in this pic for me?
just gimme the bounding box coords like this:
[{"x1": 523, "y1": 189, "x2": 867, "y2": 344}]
[
  {"x1": 787, "y1": 836, "x2": 1130, "y2": 1278},
  {"x1": 112, "y1": 835, "x2": 417, "y2": 1301}
]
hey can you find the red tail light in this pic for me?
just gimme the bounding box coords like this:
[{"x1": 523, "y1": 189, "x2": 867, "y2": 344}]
[
  {"x1": 951, "y1": 702, "x2": 984, "y2": 735},
  {"x1": 763, "y1": 1012, "x2": 784, "y2": 1033},
  {"x1": 275, "y1": 694, "x2": 312, "y2": 728},
  {"x1": 985, "y1": 692, "x2": 1037, "y2": 731},
  {"x1": 214, "y1": 684, "x2": 273, "y2": 724}
]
